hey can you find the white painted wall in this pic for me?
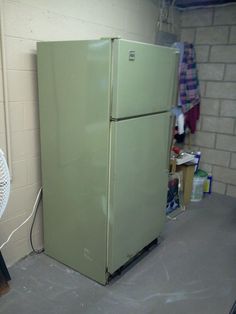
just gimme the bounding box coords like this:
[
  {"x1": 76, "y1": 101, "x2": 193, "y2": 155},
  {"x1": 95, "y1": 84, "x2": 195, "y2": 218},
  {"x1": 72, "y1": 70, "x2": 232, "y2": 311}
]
[{"x1": 0, "y1": 0, "x2": 161, "y2": 266}]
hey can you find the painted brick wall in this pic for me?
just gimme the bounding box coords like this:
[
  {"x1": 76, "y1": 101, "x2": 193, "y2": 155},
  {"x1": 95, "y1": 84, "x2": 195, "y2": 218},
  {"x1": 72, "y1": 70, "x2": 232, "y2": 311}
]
[
  {"x1": 180, "y1": 5, "x2": 236, "y2": 197},
  {"x1": 0, "y1": 0, "x2": 161, "y2": 266}
]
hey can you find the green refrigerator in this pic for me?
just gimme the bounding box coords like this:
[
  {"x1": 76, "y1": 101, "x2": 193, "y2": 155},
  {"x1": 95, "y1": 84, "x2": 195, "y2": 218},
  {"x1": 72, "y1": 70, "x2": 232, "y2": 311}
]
[{"x1": 37, "y1": 38, "x2": 179, "y2": 284}]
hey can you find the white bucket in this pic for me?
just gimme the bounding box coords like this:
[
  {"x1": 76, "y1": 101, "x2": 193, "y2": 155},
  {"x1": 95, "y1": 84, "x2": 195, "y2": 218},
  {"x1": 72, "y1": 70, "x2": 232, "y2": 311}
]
[{"x1": 191, "y1": 177, "x2": 206, "y2": 202}]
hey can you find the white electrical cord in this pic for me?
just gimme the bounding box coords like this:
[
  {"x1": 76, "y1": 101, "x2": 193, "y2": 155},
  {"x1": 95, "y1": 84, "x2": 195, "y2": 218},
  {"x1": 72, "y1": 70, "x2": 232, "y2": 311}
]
[{"x1": 0, "y1": 187, "x2": 42, "y2": 250}]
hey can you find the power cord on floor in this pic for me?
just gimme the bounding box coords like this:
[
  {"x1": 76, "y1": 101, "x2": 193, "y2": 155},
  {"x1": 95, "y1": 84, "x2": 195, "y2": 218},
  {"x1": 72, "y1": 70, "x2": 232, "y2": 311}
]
[
  {"x1": 0, "y1": 187, "x2": 44, "y2": 254},
  {"x1": 30, "y1": 188, "x2": 44, "y2": 254}
]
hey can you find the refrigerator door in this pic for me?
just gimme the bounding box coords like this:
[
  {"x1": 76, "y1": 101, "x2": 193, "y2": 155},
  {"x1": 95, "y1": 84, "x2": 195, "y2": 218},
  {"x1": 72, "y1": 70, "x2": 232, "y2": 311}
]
[
  {"x1": 108, "y1": 112, "x2": 170, "y2": 273},
  {"x1": 111, "y1": 39, "x2": 178, "y2": 119}
]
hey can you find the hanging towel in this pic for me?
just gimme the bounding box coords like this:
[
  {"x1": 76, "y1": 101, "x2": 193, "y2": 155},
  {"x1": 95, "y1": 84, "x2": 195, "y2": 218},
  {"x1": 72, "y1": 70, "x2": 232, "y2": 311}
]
[
  {"x1": 172, "y1": 42, "x2": 200, "y2": 133},
  {"x1": 185, "y1": 104, "x2": 200, "y2": 134},
  {"x1": 179, "y1": 42, "x2": 200, "y2": 113},
  {"x1": 179, "y1": 42, "x2": 200, "y2": 133}
]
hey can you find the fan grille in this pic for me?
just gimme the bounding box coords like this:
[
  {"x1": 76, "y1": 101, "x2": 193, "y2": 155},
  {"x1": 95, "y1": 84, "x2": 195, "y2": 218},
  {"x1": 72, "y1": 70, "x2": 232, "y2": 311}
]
[{"x1": 0, "y1": 150, "x2": 10, "y2": 218}]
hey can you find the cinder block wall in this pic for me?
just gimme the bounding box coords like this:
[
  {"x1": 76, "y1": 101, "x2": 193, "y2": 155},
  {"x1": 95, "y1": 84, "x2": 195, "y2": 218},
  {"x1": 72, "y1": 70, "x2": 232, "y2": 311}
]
[
  {"x1": 0, "y1": 0, "x2": 161, "y2": 266},
  {"x1": 180, "y1": 5, "x2": 236, "y2": 197}
]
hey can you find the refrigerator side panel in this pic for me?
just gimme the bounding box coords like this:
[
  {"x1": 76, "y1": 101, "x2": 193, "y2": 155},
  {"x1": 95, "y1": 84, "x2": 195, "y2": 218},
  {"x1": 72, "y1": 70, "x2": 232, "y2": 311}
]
[
  {"x1": 108, "y1": 113, "x2": 169, "y2": 273},
  {"x1": 37, "y1": 40, "x2": 111, "y2": 284},
  {"x1": 112, "y1": 39, "x2": 178, "y2": 119}
]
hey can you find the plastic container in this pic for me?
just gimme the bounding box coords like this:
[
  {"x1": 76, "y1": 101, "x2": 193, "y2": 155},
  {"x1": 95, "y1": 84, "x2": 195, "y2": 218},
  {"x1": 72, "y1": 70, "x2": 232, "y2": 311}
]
[
  {"x1": 191, "y1": 169, "x2": 208, "y2": 202},
  {"x1": 194, "y1": 151, "x2": 201, "y2": 173},
  {"x1": 203, "y1": 174, "x2": 212, "y2": 194}
]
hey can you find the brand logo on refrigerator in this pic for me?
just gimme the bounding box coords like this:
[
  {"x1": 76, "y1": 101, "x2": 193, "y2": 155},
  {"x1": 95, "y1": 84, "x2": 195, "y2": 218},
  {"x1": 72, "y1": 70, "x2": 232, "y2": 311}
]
[{"x1": 129, "y1": 50, "x2": 135, "y2": 61}]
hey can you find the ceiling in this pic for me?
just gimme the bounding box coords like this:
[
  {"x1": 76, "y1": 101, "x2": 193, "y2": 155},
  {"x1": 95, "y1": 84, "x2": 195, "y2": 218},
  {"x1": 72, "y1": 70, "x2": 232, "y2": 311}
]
[
  {"x1": 174, "y1": 0, "x2": 236, "y2": 9},
  {"x1": 152, "y1": 0, "x2": 236, "y2": 9}
]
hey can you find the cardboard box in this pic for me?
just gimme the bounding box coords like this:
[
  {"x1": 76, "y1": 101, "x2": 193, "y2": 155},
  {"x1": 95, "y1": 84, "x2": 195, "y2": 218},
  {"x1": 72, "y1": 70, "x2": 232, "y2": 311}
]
[{"x1": 170, "y1": 159, "x2": 195, "y2": 206}]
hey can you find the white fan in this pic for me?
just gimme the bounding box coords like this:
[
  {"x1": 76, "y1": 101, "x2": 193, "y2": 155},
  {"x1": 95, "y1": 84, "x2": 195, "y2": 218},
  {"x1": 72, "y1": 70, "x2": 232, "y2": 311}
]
[{"x1": 0, "y1": 149, "x2": 10, "y2": 219}]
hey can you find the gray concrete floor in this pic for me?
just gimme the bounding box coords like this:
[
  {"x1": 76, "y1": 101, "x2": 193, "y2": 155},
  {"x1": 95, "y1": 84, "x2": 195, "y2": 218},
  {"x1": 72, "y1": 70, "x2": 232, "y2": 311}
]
[{"x1": 1, "y1": 193, "x2": 236, "y2": 314}]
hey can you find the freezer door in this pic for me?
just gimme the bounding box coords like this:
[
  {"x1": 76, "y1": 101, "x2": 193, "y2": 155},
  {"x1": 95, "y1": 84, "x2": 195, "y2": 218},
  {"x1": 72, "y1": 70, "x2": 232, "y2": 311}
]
[
  {"x1": 108, "y1": 112, "x2": 170, "y2": 273},
  {"x1": 111, "y1": 39, "x2": 178, "y2": 119}
]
